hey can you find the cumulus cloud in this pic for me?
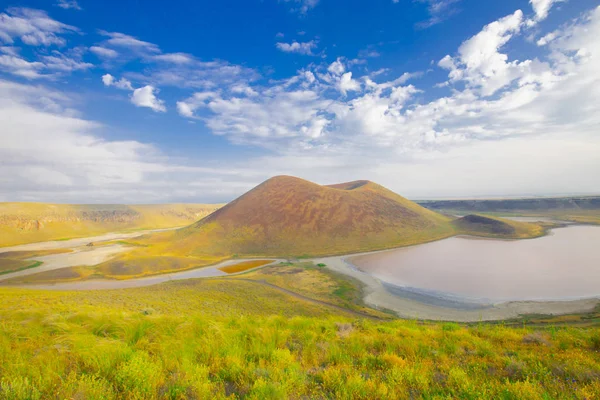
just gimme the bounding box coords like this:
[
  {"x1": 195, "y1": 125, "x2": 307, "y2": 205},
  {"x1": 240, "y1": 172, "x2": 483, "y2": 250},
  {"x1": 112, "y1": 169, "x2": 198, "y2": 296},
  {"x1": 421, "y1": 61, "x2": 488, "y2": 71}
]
[
  {"x1": 337, "y1": 72, "x2": 361, "y2": 95},
  {"x1": 327, "y1": 58, "x2": 345, "y2": 75},
  {"x1": 170, "y1": 4, "x2": 600, "y2": 198},
  {"x1": 102, "y1": 72, "x2": 166, "y2": 112},
  {"x1": 131, "y1": 85, "x2": 166, "y2": 112},
  {"x1": 2, "y1": 4, "x2": 599, "y2": 201},
  {"x1": 275, "y1": 40, "x2": 317, "y2": 55},
  {"x1": 529, "y1": 0, "x2": 563, "y2": 23},
  {"x1": 438, "y1": 10, "x2": 526, "y2": 96},
  {"x1": 101, "y1": 73, "x2": 133, "y2": 90},
  {"x1": 0, "y1": 7, "x2": 78, "y2": 46}
]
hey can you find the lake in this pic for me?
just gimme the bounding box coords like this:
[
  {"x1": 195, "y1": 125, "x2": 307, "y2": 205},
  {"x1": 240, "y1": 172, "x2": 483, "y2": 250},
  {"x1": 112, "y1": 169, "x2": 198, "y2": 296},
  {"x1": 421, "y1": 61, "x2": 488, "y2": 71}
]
[{"x1": 350, "y1": 225, "x2": 600, "y2": 302}]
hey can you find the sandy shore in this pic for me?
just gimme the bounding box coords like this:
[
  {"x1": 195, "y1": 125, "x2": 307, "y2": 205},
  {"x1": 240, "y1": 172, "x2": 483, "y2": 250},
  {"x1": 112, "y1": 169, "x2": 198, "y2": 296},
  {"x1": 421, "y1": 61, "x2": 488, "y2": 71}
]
[
  {"x1": 0, "y1": 227, "x2": 179, "y2": 253},
  {"x1": 0, "y1": 228, "x2": 181, "y2": 283},
  {"x1": 314, "y1": 251, "x2": 600, "y2": 322},
  {"x1": 0, "y1": 244, "x2": 128, "y2": 282},
  {"x1": 2, "y1": 258, "x2": 283, "y2": 291}
]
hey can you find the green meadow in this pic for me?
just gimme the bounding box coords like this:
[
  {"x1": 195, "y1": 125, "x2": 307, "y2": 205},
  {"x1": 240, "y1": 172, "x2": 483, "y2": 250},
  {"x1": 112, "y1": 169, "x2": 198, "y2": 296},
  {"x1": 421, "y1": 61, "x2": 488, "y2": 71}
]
[{"x1": 1, "y1": 262, "x2": 599, "y2": 399}]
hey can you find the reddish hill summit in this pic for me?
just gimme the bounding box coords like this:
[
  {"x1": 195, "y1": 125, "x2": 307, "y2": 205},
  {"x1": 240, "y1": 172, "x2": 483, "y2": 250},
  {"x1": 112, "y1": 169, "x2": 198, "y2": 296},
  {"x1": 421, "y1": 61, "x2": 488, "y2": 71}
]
[{"x1": 164, "y1": 176, "x2": 452, "y2": 257}]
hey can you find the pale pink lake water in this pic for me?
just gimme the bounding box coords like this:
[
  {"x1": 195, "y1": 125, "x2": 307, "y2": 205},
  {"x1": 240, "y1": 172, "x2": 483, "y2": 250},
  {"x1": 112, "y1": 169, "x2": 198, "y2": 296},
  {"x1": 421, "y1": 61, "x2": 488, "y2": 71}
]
[{"x1": 350, "y1": 225, "x2": 600, "y2": 301}]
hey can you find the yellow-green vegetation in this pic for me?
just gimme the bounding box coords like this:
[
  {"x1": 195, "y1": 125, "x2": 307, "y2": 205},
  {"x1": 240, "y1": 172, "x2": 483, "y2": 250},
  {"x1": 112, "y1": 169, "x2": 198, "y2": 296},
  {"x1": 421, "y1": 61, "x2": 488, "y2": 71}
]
[
  {"x1": 218, "y1": 260, "x2": 274, "y2": 274},
  {"x1": 555, "y1": 211, "x2": 600, "y2": 225},
  {"x1": 1, "y1": 277, "x2": 600, "y2": 399},
  {"x1": 234, "y1": 261, "x2": 390, "y2": 319},
  {"x1": 0, "y1": 202, "x2": 223, "y2": 247}
]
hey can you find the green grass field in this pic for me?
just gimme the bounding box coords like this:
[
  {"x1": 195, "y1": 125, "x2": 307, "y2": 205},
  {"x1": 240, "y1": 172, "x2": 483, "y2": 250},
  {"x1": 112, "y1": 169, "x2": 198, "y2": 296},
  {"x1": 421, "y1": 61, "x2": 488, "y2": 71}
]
[{"x1": 1, "y1": 262, "x2": 599, "y2": 399}]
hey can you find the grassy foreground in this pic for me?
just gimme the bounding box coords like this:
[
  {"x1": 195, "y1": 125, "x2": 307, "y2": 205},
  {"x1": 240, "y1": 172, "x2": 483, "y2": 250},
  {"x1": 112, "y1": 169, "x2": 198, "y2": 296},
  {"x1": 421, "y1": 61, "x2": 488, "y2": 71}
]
[{"x1": 1, "y1": 263, "x2": 600, "y2": 399}]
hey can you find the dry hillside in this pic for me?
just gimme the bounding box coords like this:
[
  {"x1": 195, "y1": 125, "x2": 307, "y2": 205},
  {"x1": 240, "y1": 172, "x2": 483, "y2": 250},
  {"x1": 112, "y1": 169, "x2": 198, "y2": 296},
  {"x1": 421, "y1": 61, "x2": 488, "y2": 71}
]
[
  {"x1": 150, "y1": 176, "x2": 454, "y2": 257},
  {"x1": 0, "y1": 203, "x2": 223, "y2": 247}
]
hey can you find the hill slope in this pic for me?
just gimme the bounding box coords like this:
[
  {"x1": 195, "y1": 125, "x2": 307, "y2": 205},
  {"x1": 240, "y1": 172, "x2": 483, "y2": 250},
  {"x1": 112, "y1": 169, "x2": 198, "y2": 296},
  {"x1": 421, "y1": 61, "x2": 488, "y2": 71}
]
[
  {"x1": 453, "y1": 214, "x2": 546, "y2": 238},
  {"x1": 453, "y1": 214, "x2": 516, "y2": 235},
  {"x1": 0, "y1": 203, "x2": 223, "y2": 247},
  {"x1": 154, "y1": 176, "x2": 453, "y2": 257}
]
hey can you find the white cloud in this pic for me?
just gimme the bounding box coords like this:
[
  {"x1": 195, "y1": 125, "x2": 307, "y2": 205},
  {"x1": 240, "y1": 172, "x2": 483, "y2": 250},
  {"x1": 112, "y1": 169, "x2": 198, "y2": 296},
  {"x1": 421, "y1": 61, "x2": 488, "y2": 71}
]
[
  {"x1": 127, "y1": 60, "x2": 259, "y2": 90},
  {"x1": 1, "y1": 4, "x2": 599, "y2": 201},
  {"x1": 91, "y1": 29, "x2": 259, "y2": 91},
  {"x1": 150, "y1": 52, "x2": 194, "y2": 64},
  {"x1": 327, "y1": 58, "x2": 345, "y2": 75},
  {"x1": 0, "y1": 45, "x2": 19, "y2": 56},
  {"x1": 439, "y1": 10, "x2": 527, "y2": 96},
  {"x1": 55, "y1": 0, "x2": 82, "y2": 10},
  {"x1": 90, "y1": 46, "x2": 118, "y2": 58},
  {"x1": 536, "y1": 30, "x2": 558, "y2": 46},
  {"x1": 131, "y1": 85, "x2": 166, "y2": 112},
  {"x1": 167, "y1": 4, "x2": 600, "y2": 199},
  {"x1": 415, "y1": 0, "x2": 462, "y2": 28},
  {"x1": 0, "y1": 79, "x2": 157, "y2": 194},
  {"x1": 98, "y1": 31, "x2": 160, "y2": 53},
  {"x1": 101, "y1": 73, "x2": 133, "y2": 90},
  {"x1": 230, "y1": 84, "x2": 258, "y2": 97},
  {"x1": 0, "y1": 7, "x2": 78, "y2": 46},
  {"x1": 176, "y1": 101, "x2": 194, "y2": 118},
  {"x1": 42, "y1": 52, "x2": 93, "y2": 72},
  {"x1": 101, "y1": 73, "x2": 114, "y2": 86},
  {"x1": 189, "y1": 84, "x2": 333, "y2": 146},
  {"x1": 0, "y1": 54, "x2": 45, "y2": 78},
  {"x1": 176, "y1": 91, "x2": 219, "y2": 118},
  {"x1": 0, "y1": 79, "x2": 260, "y2": 203},
  {"x1": 275, "y1": 40, "x2": 317, "y2": 55},
  {"x1": 338, "y1": 72, "x2": 361, "y2": 95},
  {"x1": 529, "y1": 0, "x2": 563, "y2": 23},
  {"x1": 0, "y1": 44, "x2": 91, "y2": 78}
]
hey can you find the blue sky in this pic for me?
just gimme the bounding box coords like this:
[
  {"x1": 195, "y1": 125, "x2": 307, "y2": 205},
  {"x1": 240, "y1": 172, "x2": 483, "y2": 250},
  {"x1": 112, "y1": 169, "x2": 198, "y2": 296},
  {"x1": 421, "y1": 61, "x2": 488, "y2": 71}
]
[{"x1": 0, "y1": 0, "x2": 599, "y2": 203}]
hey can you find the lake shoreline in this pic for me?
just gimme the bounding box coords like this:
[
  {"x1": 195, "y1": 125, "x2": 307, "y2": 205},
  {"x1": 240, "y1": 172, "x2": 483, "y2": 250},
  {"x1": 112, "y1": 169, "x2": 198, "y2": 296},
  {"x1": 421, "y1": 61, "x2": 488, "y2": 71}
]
[
  {"x1": 316, "y1": 253, "x2": 600, "y2": 322},
  {"x1": 315, "y1": 224, "x2": 600, "y2": 322}
]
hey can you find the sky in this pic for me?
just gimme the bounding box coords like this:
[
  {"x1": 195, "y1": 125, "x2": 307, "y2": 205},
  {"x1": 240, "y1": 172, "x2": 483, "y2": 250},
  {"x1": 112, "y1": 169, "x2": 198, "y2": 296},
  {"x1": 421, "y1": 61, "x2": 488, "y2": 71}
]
[{"x1": 0, "y1": 0, "x2": 599, "y2": 203}]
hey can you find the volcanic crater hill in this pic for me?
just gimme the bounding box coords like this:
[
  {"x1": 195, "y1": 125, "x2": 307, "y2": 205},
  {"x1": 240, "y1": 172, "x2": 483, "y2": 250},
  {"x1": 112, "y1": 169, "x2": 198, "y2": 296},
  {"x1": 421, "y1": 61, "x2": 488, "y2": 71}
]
[{"x1": 157, "y1": 176, "x2": 454, "y2": 257}]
